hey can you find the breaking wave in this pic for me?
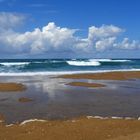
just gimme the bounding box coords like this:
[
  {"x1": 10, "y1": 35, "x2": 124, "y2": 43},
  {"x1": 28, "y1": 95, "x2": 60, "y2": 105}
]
[
  {"x1": 0, "y1": 59, "x2": 139, "y2": 73},
  {"x1": 89, "y1": 59, "x2": 131, "y2": 62},
  {"x1": 0, "y1": 62, "x2": 29, "y2": 66},
  {"x1": 67, "y1": 60, "x2": 101, "y2": 66}
]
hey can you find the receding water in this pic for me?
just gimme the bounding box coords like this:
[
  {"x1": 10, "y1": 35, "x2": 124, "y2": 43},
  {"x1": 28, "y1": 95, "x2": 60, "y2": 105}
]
[{"x1": 0, "y1": 75, "x2": 140, "y2": 124}]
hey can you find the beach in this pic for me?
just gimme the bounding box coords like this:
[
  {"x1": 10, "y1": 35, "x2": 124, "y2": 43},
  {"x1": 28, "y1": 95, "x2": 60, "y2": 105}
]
[
  {"x1": 0, "y1": 70, "x2": 140, "y2": 139},
  {"x1": 0, "y1": 0, "x2": 140, "y2": 137},
  {"x1": 1, "y1": 117, "x2": 140, "y2": 140}
]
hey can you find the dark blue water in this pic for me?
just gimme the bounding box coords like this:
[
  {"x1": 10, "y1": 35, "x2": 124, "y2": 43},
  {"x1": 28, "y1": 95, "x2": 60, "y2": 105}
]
[{"x1": 0, "y1": 59, "x2": 140, "y2": 74}]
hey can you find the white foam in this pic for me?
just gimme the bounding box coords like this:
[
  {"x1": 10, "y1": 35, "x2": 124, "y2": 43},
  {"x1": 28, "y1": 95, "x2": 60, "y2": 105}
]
[
  {"x1": 6, "y1": 124, "x2": 14, "y2": 127},
  {"x1": 89, "y1": 59, "x2": 131, "y2": 62},
  {"x1": 111, "y1": 116, "x2": 123, "y2": 119},
  {"x1": 0, "y1": 69, "x2": 139, "y2": 76},
  {"x1": 67, "y1": 61, "x2": 101, "y2": 66},
  {"x1": 87, "y1": 116, "x2": 95, "y2": 119},
  {"x1": 4, "y1": 116, "x2": 140, "y2": 126},
  {"x1": 138, "y1": 117, "x2": 140, "y2": 120},
  {"x1": 108, "y1": 60, "x2": 131, "y2": 62},
  {"x1": 0, "y1": 62, "x2": 29, "y2": 66},
  {"x1": 71, "y1": 120, "x2": 76, "y2": 123},
  {"x1": 86, "y1": 115, "x2": 138, "y2": 120},
  {"x1": 87, "y1": 116, "x2": 106, "y2": 119},
  {"x1": 89, "y1": 59, "x2": 111, "y2": 62},
  {"x1": 67, "y1": 59, "x2": 131, "y2": 66},
  {"x1": 20, "y1": 119, "x2": 46, "y2": 125},
  {"x1": 0, "y1": 120, "x2": 3, "y2": 123},
  {"x1": 125, "y1": 117, "x2": 134, "y2": 120}
]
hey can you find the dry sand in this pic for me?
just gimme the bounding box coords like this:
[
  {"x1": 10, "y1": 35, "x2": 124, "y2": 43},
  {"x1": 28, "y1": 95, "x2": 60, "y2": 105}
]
[
  {"x1": 67, "y1": 82, "x2": 105, "y2": 88},
  {"x1": 59, "y1": 71, "x2": 140, "y2": 80},
  {"x1": 0, "y1": 118, "x2": 140, "y2": 140},
  {"x1": 0, "y1": 83, "x2": 26, "y2": 92}
]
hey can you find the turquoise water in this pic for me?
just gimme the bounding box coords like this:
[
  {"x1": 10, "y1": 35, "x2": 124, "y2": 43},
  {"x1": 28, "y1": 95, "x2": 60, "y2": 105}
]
[{"x1": 0, "y1": 59, "x2": 140, "y2": 74}]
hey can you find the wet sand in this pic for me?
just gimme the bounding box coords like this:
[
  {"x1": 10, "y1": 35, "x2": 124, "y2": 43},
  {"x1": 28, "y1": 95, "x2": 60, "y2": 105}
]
[
  {"x1": 0, "y1": 118, "x2": 140, "y2": 140},
  {"x1": 67, "y1": 82, "x2": 105, "y2": 88},
  {"x1": 0, "y1": 114, "x2": 4, "y2": 121},
  {"x1": 0, "y1": 83, "x2": 25, "y2": 92},
  {"x1": 59, "y1": 71, "x2": 140, "y2": 80},
  {"x1": 18, "y1": 97, "x2": 33, "y2": 103}
]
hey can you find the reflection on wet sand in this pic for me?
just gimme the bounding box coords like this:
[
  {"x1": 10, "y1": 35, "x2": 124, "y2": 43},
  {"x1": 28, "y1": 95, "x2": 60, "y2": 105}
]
[
  {"x1": 0, "y1": 72, "x2": 140, "y2": 124},
  {"x1": 0, "y1": 72, "x2": 140, "y2": 139}
]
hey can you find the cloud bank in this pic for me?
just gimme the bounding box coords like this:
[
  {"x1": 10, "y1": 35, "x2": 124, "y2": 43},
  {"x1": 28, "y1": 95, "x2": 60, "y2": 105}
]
[{"x1": 0, "y1": 12, "x2": 139, "y2": 58}]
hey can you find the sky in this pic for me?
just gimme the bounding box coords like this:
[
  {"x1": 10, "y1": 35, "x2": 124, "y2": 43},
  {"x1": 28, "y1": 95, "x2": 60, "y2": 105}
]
[{"x1": 0, "y1": 0, "x2": 140, "y2": 58}]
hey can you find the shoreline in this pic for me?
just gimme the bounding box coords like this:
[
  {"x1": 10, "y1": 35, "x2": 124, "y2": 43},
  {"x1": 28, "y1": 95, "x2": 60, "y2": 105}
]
[
  {"x1": 1, "y1": 117, "x2": 140, "y2": 140},
  {"x1": 4, "y1": 115, "x2": 140, "y2": 126},
  {"x1": 0, "y1": 69, "x2": 139, "y2": 76}
]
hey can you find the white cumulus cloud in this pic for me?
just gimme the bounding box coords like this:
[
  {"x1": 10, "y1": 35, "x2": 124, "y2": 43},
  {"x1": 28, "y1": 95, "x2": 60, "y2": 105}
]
[
  {"x1": 0, "y1": 12, "x2": 26, "y2": 30},
  {"x1": 114, "y1": 38, "x2": 140, "y2": 49},
  {"x1": 0, "y1": 12, "x2": 139, "y2": 58},
  {"x1": 88, "y1": 25, "x2": 123, "y2": 51}
]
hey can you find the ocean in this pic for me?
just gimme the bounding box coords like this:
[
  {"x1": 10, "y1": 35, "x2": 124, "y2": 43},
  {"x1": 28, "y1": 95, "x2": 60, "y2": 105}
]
[{"x1": 0, "y1": 59, "x2": 140, "y2": 75}]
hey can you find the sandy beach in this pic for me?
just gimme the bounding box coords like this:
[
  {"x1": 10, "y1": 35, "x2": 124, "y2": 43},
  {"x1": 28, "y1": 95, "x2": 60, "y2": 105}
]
[
  {"x1": 0, "y1": 71, "x2": 140, "y2": 139},
  {"x1": 0, "y1": 117, "x2": 140, "y2": 140},
  {"x1": 0, "y1": 0, "x2": 140, "y2": 138}
]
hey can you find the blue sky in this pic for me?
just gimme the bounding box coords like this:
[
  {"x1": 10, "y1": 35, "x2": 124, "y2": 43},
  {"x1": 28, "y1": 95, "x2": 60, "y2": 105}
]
[{"x1": 0, "y1": 0, "x2": 140, "y2": 58}]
